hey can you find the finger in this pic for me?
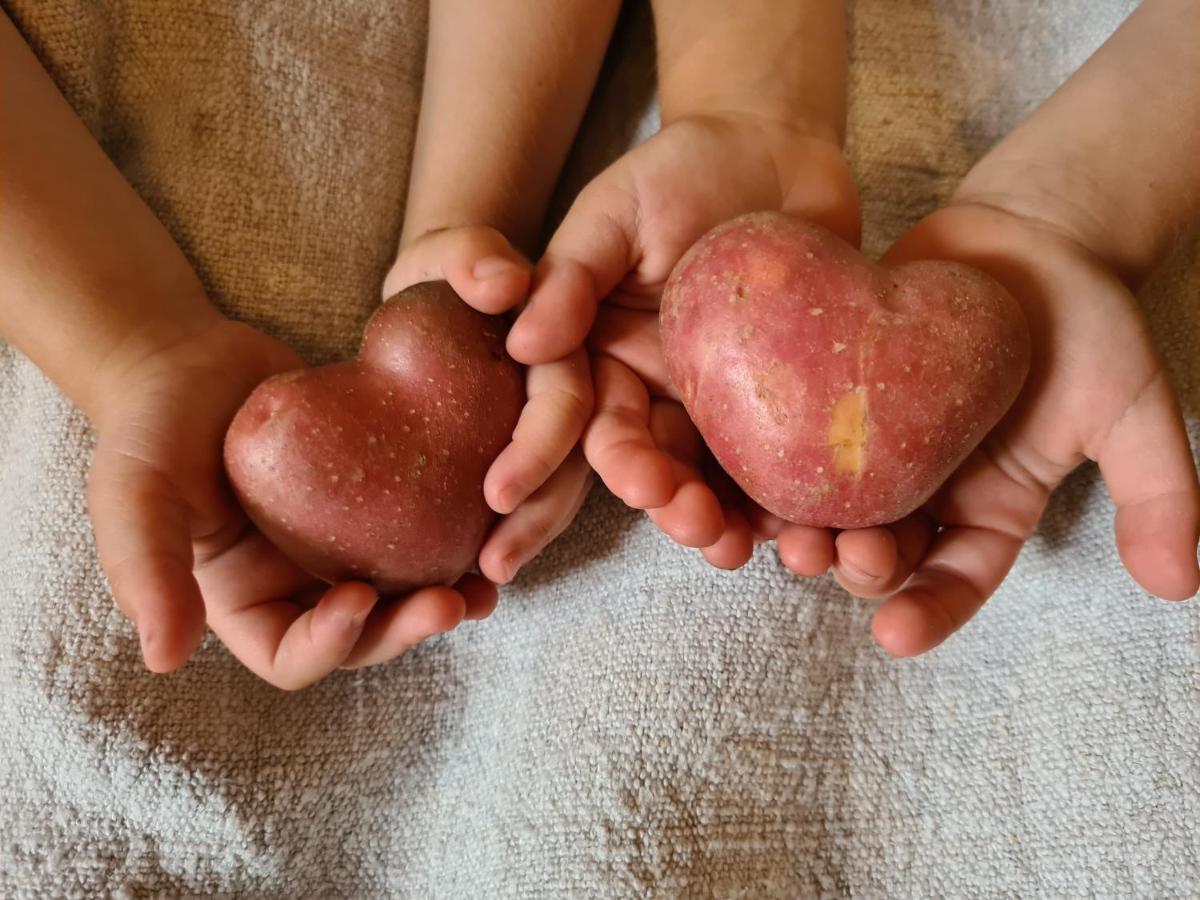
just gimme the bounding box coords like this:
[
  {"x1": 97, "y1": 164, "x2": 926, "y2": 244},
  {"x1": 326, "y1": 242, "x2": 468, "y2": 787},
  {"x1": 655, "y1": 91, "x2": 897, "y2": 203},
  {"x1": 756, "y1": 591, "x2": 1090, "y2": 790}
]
[
  {"x1": 195, "y1": 528, "x2": 379, "y2": 688},
  {"x1": 479, "y1": 448, "x2": 594, "y2": 584},
  {"x1": 833, "y1": 512, "x2": 936, "y2": 599},
  {"x1": 338, "y1": 585, "x2": 469, "y2": 670},
  {"x1": 836, "y1": 528, "x2": 896, "y2": 586},
  {"x1": 484, "y1": 350, "x2": 593, "y2": 514},
  {"x1": 507, "y1": 182, "x2": 636, "y2": 364},
  {"x1": 458, "y1": 574, "x2": 500, "y2": 621},
  {"x1": 1097, "y1": 370, "x2": 1200, "y2": 600},
  {"x1": 646, "y1": 466, "x2": 725, "y2": 548},
  {"x1": 698, "y1": 459, "x2": 757, "y2": 568},
  {"x1": 225, "y1": 580, "x2": 378, "y2": 690},
  {"x1": 870, "y1": 445, "x2": 1049, "y2": 657},
  {"x1": 747, "y1": 506, "x2": 788, "y2": 541},
  {"x1": 648, "y1": 397, "x2": 708, "y2": 468},
  {"x1": 589, "y1": 305, "x2": 676, "y2": 399},
  {"x1": 871, "y1": 524, "x2": 1024, "y2": 658},
  {"x1": 645, "y1": 402, "x2": 724, "y2": 548},
  {"x1": 775, "y1": 524, "x2": 835, "y2": 577},
  {"x1": 582, "y1": 355, "x2": 675, "y2": 509},
  {"x1": 87, "y1": 446, "x2": 207, "y2": 673},
  {"x1": 384, "y1": 225, "x2": 531, "y2": 314},
  {"x1": 701, "y1": 507, "x2": 755, "y2": 570}
]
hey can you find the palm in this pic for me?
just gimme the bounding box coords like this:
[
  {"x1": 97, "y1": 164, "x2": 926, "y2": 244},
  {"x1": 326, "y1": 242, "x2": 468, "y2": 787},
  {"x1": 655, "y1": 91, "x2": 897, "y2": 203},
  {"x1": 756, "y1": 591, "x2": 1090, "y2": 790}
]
[
  {"x1": 89, "y1": 322, "x2": 307, "y2": 662},
  {"x1": 89, "y1": 321, "x2": 487, "y2": 687},
  {"x1": 119, "y1": 322, "x2": 299, "y2": 553},
  {"x1": 523, "y1": 115, "x2": 860, "y2": 565},
  {"x1": 845, "y1": 203, "x2": 1200, "y2": 655},
  {"x1": 579, "y1": 116, "x2": 858, "y2": 313}
]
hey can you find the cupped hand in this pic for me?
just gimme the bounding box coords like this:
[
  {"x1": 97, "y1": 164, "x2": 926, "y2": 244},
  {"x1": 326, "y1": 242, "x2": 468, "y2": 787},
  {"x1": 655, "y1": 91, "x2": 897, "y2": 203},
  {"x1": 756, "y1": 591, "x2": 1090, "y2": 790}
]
[
  {"x1": 88, "y1": 318, "x2": 492, "y2": 687},
  {"x1": 384, "y1": 225, "x2": 594, "y2": 585},
  {"x1": 502, "y1": 112, "x2": 860, "y2": 567},
  {"x1": 787, "y1": 202, "x2": 1200, "y2": 656}
]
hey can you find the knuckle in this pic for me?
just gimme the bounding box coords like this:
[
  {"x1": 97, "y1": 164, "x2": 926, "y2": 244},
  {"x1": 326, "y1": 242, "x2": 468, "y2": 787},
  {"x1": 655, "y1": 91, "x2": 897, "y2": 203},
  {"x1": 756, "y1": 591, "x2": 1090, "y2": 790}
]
[
  {"x1": 528, "y1": 382, "x2": 592, "y2": 435},
  {"x1": 545, "y1": 387, "x2": 592, "y2": 435},
  {"x1": 521, "y1": 512, "x2": 563, "y2": 552}
]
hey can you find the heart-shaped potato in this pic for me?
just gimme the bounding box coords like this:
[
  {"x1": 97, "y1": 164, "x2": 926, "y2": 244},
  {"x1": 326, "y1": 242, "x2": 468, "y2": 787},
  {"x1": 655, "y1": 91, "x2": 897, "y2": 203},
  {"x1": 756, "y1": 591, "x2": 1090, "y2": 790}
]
[
  {"x1": 660, "y1": 212, "x2": 1030, "y2": 529},
  {"x1": 224, "y1": 281, "x2": 523, "y2": 592}
]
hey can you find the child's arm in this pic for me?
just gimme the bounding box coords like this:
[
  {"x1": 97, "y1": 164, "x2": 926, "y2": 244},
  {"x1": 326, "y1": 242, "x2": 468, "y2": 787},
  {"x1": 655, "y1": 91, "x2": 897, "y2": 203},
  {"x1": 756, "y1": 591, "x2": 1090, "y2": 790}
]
[
  {"x1": 952, "y1": 0, "x2": 1200, "y2": 285},
  {"x1": 0, "y1": 12, "x2": 483, "y2": 687},
  {"x1": 0, "y1": 11, "x2": 228, "y2": 672},
  {"x1": 492, "y1": 0, "x2": 858, "y2": 568},
  {"x1": 508, "y1": 0, "x2": 855, "y2": 363},
  {"x1": 377, "y1": 0, "x2": 621, "y2": 589},
  {"x1": 399, "y1": 0, "x2": 621, "y2": 254},
  {"x1": 653, "y1": 0, "x2": 847, "y2": 145},
  {"x1": 821, "y1": 0, "x2": 1200, "y2": 654},
  {"x1": 0, "y1": 11, "x2": 224, "y2": 426}
]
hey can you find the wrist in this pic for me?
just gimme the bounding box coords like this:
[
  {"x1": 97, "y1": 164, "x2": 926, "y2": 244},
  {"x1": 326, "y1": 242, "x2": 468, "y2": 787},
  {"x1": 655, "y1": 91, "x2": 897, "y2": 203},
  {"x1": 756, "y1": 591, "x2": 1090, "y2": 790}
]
[
  {"x1": 661, "y1": 93, "x2": 843, "y2": 150},
  {"x1": 952, "y1": 152, "x2": 1177, "y2": 286},
  {"x1": 674, "y1": 111, "x2": 858, "y2": 244},
  {"x1": 655, "y1": 1, "x2": 847, "y2": 147},
  {"x1": 400, "y1": 187, "x2": 537, "y2": 255},
  {"x1": 400, "y1": 217, "x2": 528, "y2": 259},
  {"x1": 84, "y1": 298, "x2": 229, "y2": 431}
]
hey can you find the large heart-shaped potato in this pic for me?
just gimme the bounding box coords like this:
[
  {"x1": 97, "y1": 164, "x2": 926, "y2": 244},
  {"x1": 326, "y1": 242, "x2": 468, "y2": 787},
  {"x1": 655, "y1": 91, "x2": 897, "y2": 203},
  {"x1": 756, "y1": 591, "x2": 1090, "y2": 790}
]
[
  {"x1": 224, "y1": 281, "x2": 523, "y2": 591},
  {"x1": 660, "y1": 212, "x2": 1030, "y2": 529}
]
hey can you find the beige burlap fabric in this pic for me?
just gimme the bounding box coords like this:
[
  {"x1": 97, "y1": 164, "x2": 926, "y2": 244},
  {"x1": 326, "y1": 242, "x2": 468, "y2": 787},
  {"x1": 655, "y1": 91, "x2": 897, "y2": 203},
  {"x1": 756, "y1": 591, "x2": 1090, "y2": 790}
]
[{"x1": 2, "y1": 1, "x2": 1197, "y2": 896}]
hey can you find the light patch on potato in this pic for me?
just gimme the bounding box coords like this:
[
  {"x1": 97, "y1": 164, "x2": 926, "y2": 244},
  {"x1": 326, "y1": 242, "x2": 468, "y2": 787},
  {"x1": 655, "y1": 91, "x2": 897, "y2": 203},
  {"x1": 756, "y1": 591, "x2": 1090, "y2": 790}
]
[
  {"x1": 745, "y1": 254, "x2": 790, "y2": 292},
  {"x1": 753, "y1": 363, "x2": 795, "y2": 427},
  {"x1": 827, "y1": 387, "x2": 868, "y2": 477}
]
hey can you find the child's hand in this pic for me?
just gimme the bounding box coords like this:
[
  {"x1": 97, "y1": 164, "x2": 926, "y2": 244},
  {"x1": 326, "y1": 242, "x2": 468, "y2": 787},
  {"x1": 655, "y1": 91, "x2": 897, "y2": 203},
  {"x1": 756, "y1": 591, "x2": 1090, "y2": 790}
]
[
  {"x1": 385, "y1": 225, "x2": 594, "y2": 585},
  {"x1": 794, "y1": 202, "x2": 1200, "y2": 657},
  {"x1": 794, "y1": 0, "x2": 1200, "y2": 657},
  {"x1": 504, "y1": 113, "x2": 859, "y2": 567},
  {"x1": 88, "y1": 319, "x2": 493, "y2": 687}
]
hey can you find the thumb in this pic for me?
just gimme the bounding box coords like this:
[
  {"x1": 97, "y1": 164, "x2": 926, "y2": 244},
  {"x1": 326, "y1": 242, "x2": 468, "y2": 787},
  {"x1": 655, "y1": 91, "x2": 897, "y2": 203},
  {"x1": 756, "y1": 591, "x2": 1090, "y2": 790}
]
[
  {"x1": 384, "y1": 225, "x2": 531, "y2": 315},
  {"x1": 1099, "y1": 368, "x2": 1200, "y2": 600},
  {"x1": 506, "y1": 181, "x2": 637, "y2": 365}
]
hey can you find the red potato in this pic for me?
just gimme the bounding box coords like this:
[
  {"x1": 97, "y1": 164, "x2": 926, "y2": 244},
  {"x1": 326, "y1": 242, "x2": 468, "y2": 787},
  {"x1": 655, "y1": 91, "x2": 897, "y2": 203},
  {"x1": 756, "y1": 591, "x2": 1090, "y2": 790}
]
[
  {"x1": 660, "y1": 212, "x2": 1030, "y2": 529},
  {"x1": 224, "y1": 281, "x2": 523, "y2": 592}
]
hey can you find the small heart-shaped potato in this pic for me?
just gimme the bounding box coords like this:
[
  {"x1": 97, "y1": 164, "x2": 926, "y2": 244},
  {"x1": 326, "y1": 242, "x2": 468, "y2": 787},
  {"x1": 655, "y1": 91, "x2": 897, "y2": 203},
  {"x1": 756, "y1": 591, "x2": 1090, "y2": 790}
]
[
  {"x1": 661, "y1": 212, "x2": 1030, "y2": 529},
  {"x1": 224, "y1": 281, "x2": 523, "y2": 592}
]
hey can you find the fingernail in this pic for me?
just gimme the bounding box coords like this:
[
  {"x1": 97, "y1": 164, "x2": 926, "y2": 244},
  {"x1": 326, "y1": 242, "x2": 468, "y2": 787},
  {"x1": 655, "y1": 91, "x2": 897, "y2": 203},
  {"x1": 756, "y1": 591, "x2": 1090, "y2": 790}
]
[
  {"x1": 500, "y1": 554, "x2": 522, "y2": 585},
  {"x1": 473, "y1": 256, "x2": 519, "y2": 281},
  {"x1": 495, "y1": 484, "x2": 523, "y2": 515},
  {"x1": 840, "y1": 560, "x2": 880, "y2": 584},
  {"x1": 333, "y1": 606, "x2": 371, "y2": 633}
]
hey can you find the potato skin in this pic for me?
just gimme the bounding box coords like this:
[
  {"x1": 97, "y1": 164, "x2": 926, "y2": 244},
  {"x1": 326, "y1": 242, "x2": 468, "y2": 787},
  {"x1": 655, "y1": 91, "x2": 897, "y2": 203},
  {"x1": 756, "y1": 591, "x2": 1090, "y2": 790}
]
[
  {"x1": 660, "y1": 212, "x2": 1030, "y2": 529},
  {"x1": 224, "y1": 281, "x2": 523, "y2": 592}
]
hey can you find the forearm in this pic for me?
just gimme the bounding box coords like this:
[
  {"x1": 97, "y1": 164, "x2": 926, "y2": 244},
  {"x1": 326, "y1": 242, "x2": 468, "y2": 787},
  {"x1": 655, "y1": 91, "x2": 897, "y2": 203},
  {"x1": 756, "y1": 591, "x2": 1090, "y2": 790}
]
[
  {"x1": 651, "y1": 0, "x2": 847, "y2": 144},
  {"x1": 954, "y1": 0, "x2": 1200, "y2": 282},
  {"x1": 0, "y1": 12, "x2": 222, "y2": 423},
  {"x1": 400, "y1": 0, "x2": 621, "y2": 254}
]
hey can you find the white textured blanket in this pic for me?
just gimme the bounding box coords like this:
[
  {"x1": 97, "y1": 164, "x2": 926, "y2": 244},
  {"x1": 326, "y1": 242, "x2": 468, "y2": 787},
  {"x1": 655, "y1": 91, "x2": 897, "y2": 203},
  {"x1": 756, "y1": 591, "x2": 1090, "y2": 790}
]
[{"x1": 2, "y1": 0, "x2": 1197, "y2": 896}]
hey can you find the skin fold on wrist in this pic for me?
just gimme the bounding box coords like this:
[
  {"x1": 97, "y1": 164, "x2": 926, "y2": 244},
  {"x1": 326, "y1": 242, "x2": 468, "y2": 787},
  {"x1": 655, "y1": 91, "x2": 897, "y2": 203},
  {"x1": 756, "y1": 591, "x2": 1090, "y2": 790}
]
[
  {"x1": 951, "y1": 159, "x2": 1167, "y2": 287},
  {"x1": 654, "y1": 0, "x2": 847, "y2": 145}
]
